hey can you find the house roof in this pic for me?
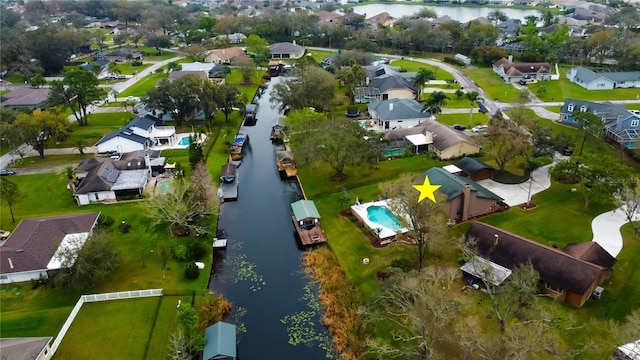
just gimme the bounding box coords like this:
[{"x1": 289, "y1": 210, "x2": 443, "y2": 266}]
[
  {"x1": 454, "y1": 157, "x2": 494, "y2": 175},
  {"x1": 560, "y1": 98, "x2": 630, "y2": 121},
  {"x1": 0, "y1": 337, "x2": 52, "y2": 360},
  {"x1": 315, "y1": 10, "x2": 342, "y2": 22},
  {"x1": 221, "y1": 163, "x2": 237, "y2": 177},
  {"x1": 101, "y1": 48, "x2": 141, "y2": 58},
  {"x1": 0, "y1": 213, "x2": 99, "y2": 274},
  {"x1": 423, "y1": 167, "x2": 502, "y2": 201},
  {"x1": 95, "y1": 128, "x2": 149, "y2": 146},
  {"x1": 365, "y1": 64, "x2": 415, "y2": 81},
  {"x1": 75, "y1": 154, "x2": 150, "y2": 194},
  {"x1": 465, "y1": 222, "x2": 612, "y2": 294},
  {"x1": 269, "y1": 42, "x2": 305, "y2": 55},
  {"x1": 276, "y1": 150, "x2": 294, "y2": 163},
  {"x1": 367, "y1": 12, "x2": 394, "y2": 24},
  {"x1": 430, "y1": 15, "x2": 452, "y2": 25},
  {"x1": 127, "y1": 114, "x2": 162, "y2": 132},
  {"x1": 420, "y1": 121, "x2": 477, "y2": 152},
  {"x1": 0, "y1": 87, "x2": 50, "y2": 108},
  {"x1": 205, "y1": 47, "x2": 246, "y2": 62},
  {"x1": 291, "y1": 200, "x2": 321, "y2": 221},
  {"x1": 203, "y1": 322, "x2": 237, "y2": 360},
  {"x1": 562, "y1": 242, "x2": 616, "y2": 268},
  {"x1": 181, "y1": 62, "x2": 216, "y2": 72},
  {"x1": 492, "y1": 58, "x2": 551, "y2": 77},
  {"x1": 167, "y1": 70, "x2": 208, "y2": 82},
  {"x1": 368, "y1": 75, "x2": 415, "y2": 94},
  {"x1": 572, "y1": 66, "x2": 640, "y2": 84},
  {"x1": 214, "y1": 33, "x2": 247, "y2": 42},
  {"x1": 368, "y1": 99, "x2": 425, "y2": 121}
]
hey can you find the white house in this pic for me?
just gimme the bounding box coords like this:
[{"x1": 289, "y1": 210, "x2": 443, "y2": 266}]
[
  {"x1": 0, "y1": 213, "x2": 100, "y2": 284},
  {"x1": 368, "y1": 98, "x2": 432, "y2": 130},
  {"x1": 95, "y1": 114, "x2": 176, "y2": 153},
  {"x1": 269, "y1": 42, "x2": 306, "y2": 59},
  {"x1": 567, "y1": 66, "x2": 640, "y2": 90}
]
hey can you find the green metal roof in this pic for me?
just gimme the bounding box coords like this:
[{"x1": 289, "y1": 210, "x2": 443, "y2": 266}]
[
  {"x1": 423, "y1": 167, "x2": 502, "y2": 201},
  {"x1": 291, "y1": 200, "x2": 321, "y2": 221},
  {"x1": 453, "y1": 157, "x2": 494, "y2": 175},
  {"x1": 203, "y1": 322, "x2": 236, "y2": 360}
]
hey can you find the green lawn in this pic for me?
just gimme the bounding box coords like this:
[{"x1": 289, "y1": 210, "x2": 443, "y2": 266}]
[
  {"x1": 390, "y1": 59, "x2": 455, "y2": 81},
  {"x1": 9, "y1": 154, "x2": 93, "y2": 168},
  {"x1": 126, "y1": 46, "x2": 178, "y2": 61},
  {"x1": 114, "y1": 62, "x2": 152, "y2": 75},
  {"x1": 54, "y1": 112, "x2": 134, "y2": 149},
  {"x1": 119, "y1": 73, "x2": 168, "y2": 98},
  {"x1": 545, "y1": 106, "x2": 562, "y2": 113},
  {"x1": 423, "y1": 93, "x2": 473, "y2": 108},
  {"x1": 528, "y1": 67, "x2": 640, "y2": 102},
  {"x1": 626, "y1": 104, "x2": 640, "y2": 111},
  {"x1": 462, "y1": 67, "x2": 521, "y2": 102},
  {"x1": 225, "y1": 68, "x2": 263, "y2": 101},
  {"x1": 2, "y1": 73, "x2": 24, "y2": 83},
  {"x1": 307, "y1": 49, "x2": 336, "y2": 64},
  {"x1": 437, "y1": 113, "x2": 490, "y2": 127}
]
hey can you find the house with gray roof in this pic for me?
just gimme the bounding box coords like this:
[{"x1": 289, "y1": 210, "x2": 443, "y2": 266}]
[
  {"x1": 0, "y1": 86, "x2": 50, "y2": 109},
  {"x1": 214, "y1": 33, "x2": 247, "y2": 44},
  {"x1": 269, "y1": 42, "x2": 305, "y2": 59},
  {"x1": 95, "y1": 114, "x2": 176, "y2": 153},
  {"x1": 0, "y1": 213, "x2": 100, "y2": 284},
  {"x1": 368, "y1": 99, "x2": 430, "y2": 130},
  {"x1": 364, "y1": 64, "x2": 417, "y2": 101},
  {"x1": 560, "y1": 98, "x2": 640, "y2": 149},
  {"x1": 0, "y1": 337, "x2": 53, "y2": 360},
  {"x1": 423, "y1": 167, "x2": 502, "y2": 222},
  {"x1": 567, "y1": 66, "x2": 640, "y2": 90},
  {"x1": 492, "y1": 57, "x2": 553, "y2": 83},
  {"x1": 203, "y1": 322, "x2": 237, "y2": 360},
  {"x1": 97, "y1": 48, "x2": 142, "y2": 62}
]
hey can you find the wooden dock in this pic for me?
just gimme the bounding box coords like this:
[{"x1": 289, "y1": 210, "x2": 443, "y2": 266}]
[
  {"x1": 276, "y1": 150, "x2": 297, "y2": 178},
  {"x1": 292, "y1": 216, "x2": 327, "y2": 246}
]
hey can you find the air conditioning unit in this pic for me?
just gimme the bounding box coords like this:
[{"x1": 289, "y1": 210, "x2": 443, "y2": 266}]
[{"x1": 592, "y1": 286, "x2": 604, "y2": 300}]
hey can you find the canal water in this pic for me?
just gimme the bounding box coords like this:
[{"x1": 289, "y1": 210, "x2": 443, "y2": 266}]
[
  {"x1": 208, "y1": 78, "x2": 332, "y2": 359},
  {"x1": 349, "y1": 4, "x2": 541, "y2": 22}
]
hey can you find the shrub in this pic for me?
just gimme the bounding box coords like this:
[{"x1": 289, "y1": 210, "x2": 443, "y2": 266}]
[
  {"x1": 131, "y1": 60, "x2": 143, "y2": 67},
  {"x1": 391, "y1": 258, "x2": 412, "y2": 272},
  {"x1": 185, "y1": 262, "x2": 200, "y2": 279},
  {"x1": 119, "y1": 222, "x2": 131, "y2": 234},
  {"x1": 171, "y1": 244, "x2": 188, "y2": 262},
  {"x1": 187, "y1": 241, "x2": 206, "y2": 261},
  {"x1": 96, "y1": 214, "x2": 115, "y2": 229},
  {"x1": 443, "y1": 56, "x2": 466, "y2": 67}
]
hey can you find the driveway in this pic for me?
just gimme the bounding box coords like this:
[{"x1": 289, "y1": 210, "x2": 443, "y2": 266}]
[
  {"x1": 591, "y1": 205, "x2": 639, "y2": 257},
  {"x1": 477, "y1": 164, "x2": 552, "y2": 207}
]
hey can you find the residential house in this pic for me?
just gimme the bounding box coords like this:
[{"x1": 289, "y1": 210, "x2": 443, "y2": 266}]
[
  {"x1": 560, "y1": 98, "x2": 640, "y2": 149},
  {"x1": 423, "y1": 168, "x2": 503, "y2": 222},
  {"x1": 384, "y1": 121, "x2": 481, "y2": 159},
  {"x1": 96, "y1": 114, "x2": 176, "y2": 153},
  {"x1": 213, "y1": 33, "x2": 247, "y2": 44},
  {"x1": 429, "y1": 15, "x2": 453, "y2": 27},
  {"x1": 112, "y1": 24, "x2": 137, "y2": 35},
  {"x1": 74, "y1": 151, "x2": 162, "y2": 205},
  {"x1": 314, "y1": 10, "x2": 342, "y2": 23},
  {"x1": 367, "y1": 12, "x2": 396, "y2": 28},
  {"x1": 203, "y1": 322, "x2": 237, "y2": 360},
  {"x1": 97, "y1": 48, "x2": 142, "y2": 62},
  {"x1": 364, "y1": 64, "x2": 417, "y2": 101},
  {"x1": 204, "y1": 47, "x2": 247, "y2": 64},
  {"x1": 0, "y1": 87, "x2": 50, "y2": 110},
  {"x1": 79, "y1": 59, "x2": 109, "y2": 73},
  {"x1": 167, "y1": 70, "x2": 208, "y2": 82},
  {"x1": 368, "y1": 99, "x2": 430, "y2": 130},
  {"x1": 615, "y1": 340, "x2": 640, "y2": 360},
  {"x1": 269, "y1": 42, "x2": 306, "y2": 59},
  {"x1": 465, "y1": 222, "x2": 616, "y2": 307},
  {"x1": 0, "y1": 212, "x2": 100, "y2": 283},
  {"x1": 567, "y1": 66, "x2": 640, "y2": 90},
  {"x1": 180, "y1": 62, "x2": 216, "y2": 73},
  {"x1": 454, "y1": 157, "x2": 495, "y2": 181},
  {"x1": 492, "y1": 57, "x2": 552, "y2": 83},
  {"x1": 0, "y1": 337, "x2": 53, "y2": 360},
  {"x1": 497, "y1": 19, "x2": 522, "y2": 39}
]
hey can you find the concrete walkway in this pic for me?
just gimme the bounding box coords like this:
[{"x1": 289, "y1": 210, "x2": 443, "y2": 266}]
[
  {"x1": 476, "y1": 162, "x2": 553, "y2": 207},
  {"x1": 591, "y1": 205, "x2": 639, "y2": 257},
  {"x1": 530, "y1": 106, "x2": 560, "y2": 121}
]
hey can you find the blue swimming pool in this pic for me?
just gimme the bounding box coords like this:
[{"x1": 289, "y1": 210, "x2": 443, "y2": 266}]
[
  {"x1": 383, "y1": 149, "x2": 405, "y2": 158},
  {"x1": 178, "y1": 136, "x2": 190, "y2": 146},
  {"x1": 367, "y1": 205, "x2": 403, "y2": 230},
  {"x1": 158, "y1": 180, "x2": 171, "y2": 194}
]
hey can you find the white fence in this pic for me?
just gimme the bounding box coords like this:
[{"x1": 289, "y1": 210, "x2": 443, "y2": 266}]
[{"x1": 49, "y1": 289, "x2": 163, "y2": 357}]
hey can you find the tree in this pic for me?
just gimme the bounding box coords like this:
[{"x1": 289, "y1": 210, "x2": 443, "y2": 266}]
[
  {"x1": 181, "y1": 44, "x2": 205, "y2": 62},
  {"x1": 368, "y1": 266, "x2": 460, "y2": 359},
  {"x1": 488, "y1": 10, "x2": 508, "y2": 24},
  {"x1": 454, "y1": 89, "x2": 464, "y2": 100},
  {"x1": 466, "y1": 91, "x2": 480, "y2": 128},
  {"x1": 483, "y1": 116, "x2": 533, "y2": 172},
  {"x1": 412, "y1": 68, "x2": 435, "y2": 101},
  {"x1": 470, "y1": 45, "x2": 508, "y2": 66},
  {"x1": 188, "y1": 136, "x2": 204, "y2": 168},
  {"x1": 572, "y1": 111, "x2": 603, "y2": 156},
  {"x1": 167, "y1": 61, "x2": 181, "y2": 73},
  {"x1": 234, "y1": 56, "x2": 256, "y2": 85},
  {"x1": 412, "y1": 8, "x2": 438, "y2": 19},
  {"x1": 244, "y1": 34, "x2": 270, "y2": 64},
  {"x1": 146, "y1": 35, "x2": 171, "y2": 54},
  {"x1": 113, "y1": 33, "x2": 129, "y2": 48},
  {"x1": 175, "y1": 303, "x2": 206, "y2": 356},
  {"x1": 3, "y1": 111, "x2": 71, "y2": 159},
  {"x1": 0, "y1": 178, "x2": 23, "y2": 223},
  {"x1": 216, "y1": 83, "x2": 244, "y2": 122},
  {"x1": 29, "y1": 73, "x2": 46, "y2": 88},
  {"x1": 617, "y1": 179, "x2": 640, "y2": 235},
  {"x1": 189, "y1": 162, "x2": 219, "y2": 217},
  {"x1": 75, "y1": 139, "x2": 87, "y2": 156},
  {"x1": 144, "y1": 75, "x2": 202, "y2": 127},
  {"x1": 272, "y1": 66, "x2": 336, "y2": 112},
  {"x1": 336, "y1": 60, "x2": 367, "y2": 104},
  {"x1": 52, "y1": 231, "x2": 121, "y2": 289},
  {"x1": 380, "y1": 174, "x2": 447, "y2": 269},
  {"x1": 586, "y1": 29, "x2": 616, "y2": 64},
  {"x1": 423, "y1": 91, "x2": 449, "y2": 119},
  {"x1": 285, "y1": 108, "x2": 377, "y2": 180},
  {"x1": 48, "y1": 69, "x2": 104, "y2": 126},
  {"x1": 196, "y1": 79, "x2": 219, "y2": 130}
]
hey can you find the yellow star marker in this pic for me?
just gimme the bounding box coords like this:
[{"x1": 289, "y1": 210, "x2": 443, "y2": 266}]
[{"x1": 413, "y1": 176, "x2": 441, "y2": 203}]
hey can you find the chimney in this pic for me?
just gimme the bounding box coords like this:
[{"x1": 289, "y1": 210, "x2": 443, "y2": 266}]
[
  {"x1": 508, "y1": 55, "x2": 513, "y2": 62},
  {"x1": 293, "y1": 40, "x2": 296, "y2": 45},
  {"x1": 493, "y1": 234, "x2": 499, "y2": 246},
  {"x1": 462, "y1": 184, "x2": 471, "y2": 221},
  {"x1": 8, "y1": 257, "x2": 14, "y2": 269},
  {"x1": 389, "y1": 102, "x2": 394, "y2": 112}
]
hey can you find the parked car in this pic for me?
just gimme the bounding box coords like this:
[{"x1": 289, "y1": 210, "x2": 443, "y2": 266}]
[
  {"x1": 0, "y1": 230, "x2": 10, "y2": 240},
  {"x1": 472, "y1": 125, "x2": 488, "y2": 133},
  {"x1": 0, "y1": 169, "x2": 16, "y2": 176},
  {"x1": 452, "y1": 124, "x2": 466, "y2": 131},
  {"x1": 562, "y1": 146, "x2": 574, "y2": 156}
]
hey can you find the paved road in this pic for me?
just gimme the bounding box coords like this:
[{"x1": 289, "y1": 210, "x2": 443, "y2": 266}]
[{"x1": 110, "y1": 55, "x2": 184, "y2": 98}]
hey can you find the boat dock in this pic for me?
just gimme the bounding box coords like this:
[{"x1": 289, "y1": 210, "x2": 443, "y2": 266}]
[
  {"x1": 276, "y1": 150, "x2": 297, "y2": 179},
  {"x1": 219, "y1": 163, "x2": 239, "y2": 201},
  {"x1": 291, "y1": 216, "x2": 327, "y2": 246},
  {"x1": 290, "y1": 199, "x2": 327, "y2": 246},
  {"x1": 213, "y1": 229, "x2": 227, "y2": 249}
]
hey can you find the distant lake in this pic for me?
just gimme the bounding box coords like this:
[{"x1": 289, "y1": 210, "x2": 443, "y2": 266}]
[{"x1": 348, "y1": 4, "x2": 541, "y2": 22}]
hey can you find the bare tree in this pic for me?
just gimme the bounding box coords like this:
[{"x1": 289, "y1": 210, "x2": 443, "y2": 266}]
[
  {"x1": 168, "y1": 329, "x2": 191, "y2": 360},
  {"x1": 617, "y1": 180, "x2": 640, "y2": 235},
  {"x1": 483, "y1": 115, "x2": 533, "y2": 173},
  {"x1": 0, "y1": 177, "x2": 23, "y2": 223},
  {"x1": 189, "y1": 162, "x2": 220, "y2": 217},
  {"x1": 380, "y1": 174, "x2": 447, "y2": 269}
]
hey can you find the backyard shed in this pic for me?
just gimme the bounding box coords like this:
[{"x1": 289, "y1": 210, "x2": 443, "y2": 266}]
[
  {"x1": 203, "y1": 322, "x2": 237, "y2": 360},
  {"x1": 454, "y1": 157, "x2": 495, "y2": 181}
]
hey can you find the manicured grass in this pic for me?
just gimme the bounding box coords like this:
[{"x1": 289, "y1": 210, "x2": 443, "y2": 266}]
[
  {"x1": 545, "y1": 106, "x2": 562, "y2": 113},
  {"x1": 625, "y1": 104, "x2": 640, "y2": 111},
  {"x1": 119, "y1": 73, "x2": 168, "y2": 98},
  {"x1": 9, "y1": 154, "x2": 93, "y2": 168},
  {"x1": 390, "y1": 59, "x2": 455, "y2": 81},
  {"x1": 308, "y1": 49, "x2": 336, "y2": 64},
  {"x1": 528, "y1": 67, "x2": 640, "y2": 102},
  {"x1": 157, "y1": 58, "x2": 195, "y2": 72},
  {"x1": 125, "y1": 46, "x2": 178, "y2": 61},
  {"x1": 54, "y1": 112, "x2": 134, "y2": 149},
  {"x1": 54, "y1": 298, "x2": 160, "y2": 360},
  {"x1": 2, "y1": 73, "x2": 24, "y2": 83},
  {"x1": 462, "y1": 67, "x2": 521, "y2": 103},
  {"x1": 113, "y1": 62, "x2": 152, "y2": 75},
  {"x1": 423, "y1": 94, "x2": 473, "y2": 108},
  {"x1": 437, "y1": 113, "x2": 490, "y2": 127},
  {"x1": 225, "y1": 68, "x2": 263, "y2": 101}
]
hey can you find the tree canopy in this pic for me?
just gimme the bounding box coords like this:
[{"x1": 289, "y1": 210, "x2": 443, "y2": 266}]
[
  {"x1": 272, "y1": 66, "x2": 336, "y2": 112},
  {"x1": 48, "y1": 69, "x2": 104, "y2": 126}
]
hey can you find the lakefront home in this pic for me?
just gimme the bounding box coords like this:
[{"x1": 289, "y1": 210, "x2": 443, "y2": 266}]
[
  {"x1": 492, "y1": 57, "x2": 552, "y2": 83},
  {"x1": 567, "y1": 66, "x2": 640, "y2": 90}
]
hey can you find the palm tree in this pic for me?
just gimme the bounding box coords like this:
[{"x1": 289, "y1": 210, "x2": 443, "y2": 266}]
[
  {"x1": 91, "y1": 64, "x2": 101, "y2": 78},
  {"x1": 107, "y1": 62, "x2": 120, "y2": 78},
  {"x1": 423, "y1": 91, "x2": 449, "y2": 119},
  {"x1": 337, "y1": 60, "x2": 367, "y2": 104},
  {"x1": 455, "y1": 89, "x2": 464, "y2": 100},
  {"x1": 465, "y1": 91, "x2": 480, "y2": 128},
  {"x1": 62, "y1": 165, "x2": 77, "y2": 193},
  {"x1": 412, "y1": 68, "x2": 435, "y2": 101},
  {"x1": 75, "y1": 139, "x2": 87, "y2": 155}
]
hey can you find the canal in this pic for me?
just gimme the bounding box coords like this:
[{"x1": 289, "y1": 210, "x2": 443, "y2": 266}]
[{"x1": 208, "y1": 78, "x2": 332, "y2": 359}]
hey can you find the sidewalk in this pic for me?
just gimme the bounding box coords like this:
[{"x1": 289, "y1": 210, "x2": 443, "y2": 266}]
[{"x1": 591, "y1": 205, "x2": 639, "y2": 257}]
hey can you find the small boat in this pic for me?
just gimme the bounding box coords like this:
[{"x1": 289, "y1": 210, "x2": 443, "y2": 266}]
[
  {"x1": 232, "y1": 133, "x2": 248, "y2": 147},
  {"x1": 213, "y1": 229, "x2": 227, "y2": 249},
  {"x1": 229, "y1": 145, "x2": 243, "y2": 160}
]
